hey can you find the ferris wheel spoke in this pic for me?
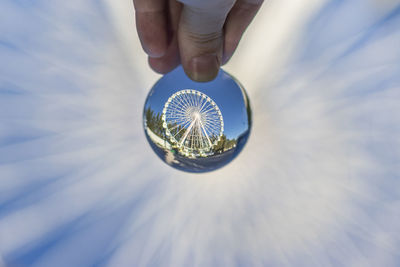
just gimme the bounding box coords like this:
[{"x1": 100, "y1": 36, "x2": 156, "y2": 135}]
[
  {"x1": 205, "y1": 109, "x2": 219, "y2": 115},
  {"x1": 201, "y1": 106, "x2": 218, "y2": 115},
  {"x1": 177, "y1": 96, "x2": 192, "y2": 110},
  {"x1": 186, "y1": 92, "x2": 194, "y2": 107},
  {"x1": 168, "y1": 107, "x2": 189, "y2": 119},
  {"x1": 204, "y1": 119, "x2": 221, "y2": 129},
  {"x1": 205, "y1": 115, "x2": 219, "y2": 123},
  {"x1": 205, "y1": 120, "x2": 221, "y2": 127},
  {"x1": 170, "y1": 99, "x2": 188, "y2": 113},
  {"x1": 205, "y1": 124, "x2": 221, "y2": 133},
  {"x1": 180, "y1": 93, "x2": 189, "y2": 107},
  {"x1": 167, "y1": 112, "x2": 188, "y2": 121},
  {"x1": 199, "y1": 101, "x2": 211, "y2": 113},
  {"x1": 195, "y1": 94, "x2": 201, "y2": 108},
  {"x1": 182, "y1": 93, "x2": 193, "y2": 108},
  {"x1": 193, "y1": 94, "x2": 199, "y2": 108},
  {"x1": 166, "y1": 113, "x2": 187, "y2": 118},
  {"x1": 171, "y1": 96, "x2": 187, "y2": 109},
  {"x1": 167, "y1": 116, "x2": 190, "y2": 126},
  {"x1": 190, "y1": 92, "x2": 198, "y2": 107},
  {"x1": 201, "y1": 105, "x2": 217, "y2": 114},
  {"x1": 204, "y1": 114, "x2": 221, "y2": 122},
  {"x1": 204, "y1": 124, "x2": 221, "y2": 138},
  {"x1": 167, "y1": 115, "x2": 189, "y2": 121},
  {"x1": 173, "y1": 96, "x2": 187, "y2": 111},
  {"x1": 204, "y1": 121, "x2": 220, "y2": 131}
]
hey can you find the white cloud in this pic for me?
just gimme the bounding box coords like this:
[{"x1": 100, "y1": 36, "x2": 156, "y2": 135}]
[{"x1": 0, "y1": 0, "x2": 399, "y2": 266}]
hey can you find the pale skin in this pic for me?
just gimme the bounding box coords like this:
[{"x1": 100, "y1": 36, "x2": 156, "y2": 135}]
[{"x1": 133, "y1": 0, "x2": 264, "y2": 82}]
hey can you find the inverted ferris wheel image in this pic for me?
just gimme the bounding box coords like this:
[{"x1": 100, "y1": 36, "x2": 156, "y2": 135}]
[{"x1": 162, "y1": 89, "x2": 224, "y2": 157}]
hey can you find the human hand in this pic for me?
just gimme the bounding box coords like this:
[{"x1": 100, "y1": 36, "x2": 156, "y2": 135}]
[{"x1": 133, "y1": 0, "x2": 263, "y2": 82}]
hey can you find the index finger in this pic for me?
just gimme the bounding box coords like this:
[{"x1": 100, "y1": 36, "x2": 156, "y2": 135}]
[{"x1": 133, "y1": 0, "x2": 168, "y2": 58}]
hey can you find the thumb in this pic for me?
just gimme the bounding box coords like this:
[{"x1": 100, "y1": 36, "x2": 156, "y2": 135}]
[{"x1": 178, "y1": 0, "x2": 235, "y2": 82}]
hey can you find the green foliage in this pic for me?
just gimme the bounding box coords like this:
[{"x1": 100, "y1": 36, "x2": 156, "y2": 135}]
[
  {"x1": 213, "y1": 134, "x2": 237, "y2": 153},
  {"x1": 145, "y1": 107, "x2": 164, "y2": 138}
]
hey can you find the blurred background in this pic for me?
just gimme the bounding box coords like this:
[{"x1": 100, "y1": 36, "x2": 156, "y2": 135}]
[{"x1": 0, "y1": 0, "x2": 399, "y2": 266}]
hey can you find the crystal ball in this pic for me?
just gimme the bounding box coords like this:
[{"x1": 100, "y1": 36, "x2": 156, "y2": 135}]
[{"x1": 143, "y1": 66, "x2": 251, "y2": 173}]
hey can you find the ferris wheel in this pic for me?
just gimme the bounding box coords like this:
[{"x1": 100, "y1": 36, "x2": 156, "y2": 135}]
[{"x1": 162, "y1": 89, "x2": 224, "y2": 156}]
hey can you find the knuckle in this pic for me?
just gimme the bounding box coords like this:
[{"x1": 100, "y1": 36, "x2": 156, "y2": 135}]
[
  {"x1": 187, "y1": 31, "x2": 222, "y2": 44},
  {"x1": 182, "y1": 30, "x2": 223, "y2": 52}
]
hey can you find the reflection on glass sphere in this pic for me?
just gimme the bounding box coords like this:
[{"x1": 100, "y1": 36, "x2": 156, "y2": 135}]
[{"x1": 143, "y1": 66, "x2": 251, "y2": 173}]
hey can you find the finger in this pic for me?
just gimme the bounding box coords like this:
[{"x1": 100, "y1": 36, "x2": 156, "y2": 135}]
[
  {"x1": 178, "y1": 1, "x2": 236, "y2": 82},
  {"x1": 133, "y1": 0, "x2": 168, "y2": 58},
  {"x1": 222, "y1": 0, "x2": 263, "y2": 64},
  {"x1": 148, "y1": 0, "x2": 182, "y2": 73},
  {"x1": 168, "y1": 0, "x2": 182, "y2": 34},
  {"x1": 148, "y1": 37, "x2": 180, "y2": 74}
]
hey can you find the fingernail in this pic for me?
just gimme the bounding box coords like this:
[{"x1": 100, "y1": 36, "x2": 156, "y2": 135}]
[
  {"x1": 145, "y1": 45, "x2": 166, "y2": 58},
  {"x1": 188, "y1": 54, "x2": 220, "y2": 82}
]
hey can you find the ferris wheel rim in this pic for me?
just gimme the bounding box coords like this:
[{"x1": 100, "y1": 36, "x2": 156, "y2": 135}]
[{"x1": 162, "y1": 89, "x2": 224, "y2": 155}]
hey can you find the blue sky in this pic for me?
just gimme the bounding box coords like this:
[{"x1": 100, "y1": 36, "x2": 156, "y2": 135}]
[{"x1": 0, "y1": 0, "x2": 400, "y2": 266}]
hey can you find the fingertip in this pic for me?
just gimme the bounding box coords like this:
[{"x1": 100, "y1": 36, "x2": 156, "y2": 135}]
[
  {"x1": 222, "y1": 37, "x2": 240, "y2": 65},
  {"x1": 148, "y1": 56, "x2": 180, "y2": 74},
  {"x1": 148, "y1": 36, "x2": 180, "y2": 74},
  {"x1": 222, "y1": 51, "x2": 234, "y2": 65},
  {"x1": 145, "y1": 43, "x2": 167, "y2": 59},
  {"x1": 184, "y1": 54, "x2": 220, "y2": 82}
]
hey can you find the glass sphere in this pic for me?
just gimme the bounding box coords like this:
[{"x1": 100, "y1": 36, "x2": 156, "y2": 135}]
[{"x1": 143, "y1": 66, "x2": 251, "y2": 173}]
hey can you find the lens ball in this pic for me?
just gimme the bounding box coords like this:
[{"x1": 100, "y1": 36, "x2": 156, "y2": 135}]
[{"x1": 143, "y1": 66, "x2": 251, "y2": 173}]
